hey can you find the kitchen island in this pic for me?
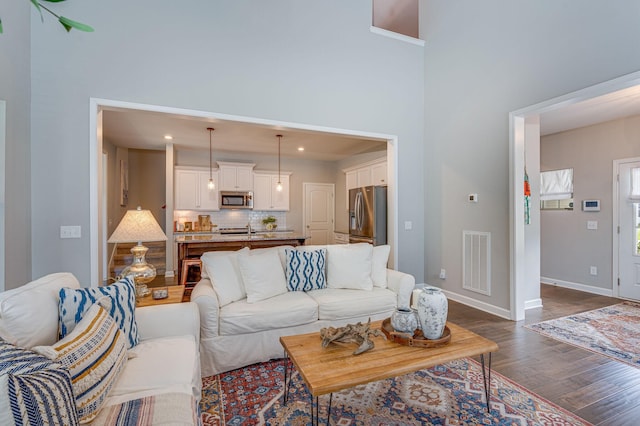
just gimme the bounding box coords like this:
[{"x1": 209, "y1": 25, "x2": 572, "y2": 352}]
[{"x1": 175, "y1": 232, "x2": 308, "y2": 283}]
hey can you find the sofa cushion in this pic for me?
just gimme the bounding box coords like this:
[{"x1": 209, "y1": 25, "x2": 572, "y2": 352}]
[
  {"x1": 201, "y1": 248, "x2": 248, "y2": 307},
  {"x1": 306, "y1": 288, "x2": 396, "y2": 321},
  {"x1": 285, "y1": 248, "x2": 327, "y2": 292},
  {"x1": 34, "y1": 299, "x2": 128, "y2": 424},
  {"x1": 0, "y1": 272, "x2": 80, "y2": 348},
  {"x1": 372, "y1": 245, "x2": 391, "y2": 288},
  {"x1": 250, "y1": 245, "x2": 294, "y2": 270},
  {"x1": 238, "y1": 249, "x2": 287, "y2": 303},
  {"x1": 219, "y1": 292, "x2": 318, "y2": 335},
  {"x1": 106, "y1": 335, "x2": 200, "y2": 406},
  {"x1": 326, "y1": 243, "x2": 374, "y2": 290},
  {"x1": 0, "y1": 340, "x2": 79, "y2": 426},
  {"x1": 58, "y1": 276, "x2": 138, "y2": 348}
]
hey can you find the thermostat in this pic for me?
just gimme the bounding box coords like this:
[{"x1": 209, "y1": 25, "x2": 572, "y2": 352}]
[{"x1": 582, "y1": 200, "x2": 600, "y2": 212}]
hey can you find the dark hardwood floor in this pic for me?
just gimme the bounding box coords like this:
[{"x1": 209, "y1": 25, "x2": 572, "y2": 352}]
[{"x1": 448, "y1": 284, "x2": 640, "y2": 426}]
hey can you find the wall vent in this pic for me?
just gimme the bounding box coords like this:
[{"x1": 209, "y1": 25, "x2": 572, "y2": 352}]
[{"x1": 463, "y1": 230, "x2": 491, "y2": 295}]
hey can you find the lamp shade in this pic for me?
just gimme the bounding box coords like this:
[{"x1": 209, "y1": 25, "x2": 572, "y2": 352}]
[{"x1": 108, "y1": 207, "x2": 167, "y2": 244}]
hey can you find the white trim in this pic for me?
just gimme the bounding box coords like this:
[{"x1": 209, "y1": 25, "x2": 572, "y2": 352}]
[
  {"x1": 509, "y1": 70, "x2": 640, "y2": 322},
  {"x1": 438, "y1": 287, "x2": 512, "y2": 320},
  {"x1": 369, "y1": 26, "x2": 425, "y2": 46},
  {"x1": 540, "y1": 277, "x2": 614, "y2": 297},
  {"x1": 89, "y1": 98, "x2": 400, "y2": 282},
  {"x1": 89, "y1": 100, "x2": 100, "y2": 288},
  {"x1": 612, "y1": 156, "x2": 640, "y2": 298},
  {"x1": 0, "y1": 100, "x2": 5, "y2": 291},
  {"x1": 525, "y1": 298, "x2": 543, "y2": 310}
]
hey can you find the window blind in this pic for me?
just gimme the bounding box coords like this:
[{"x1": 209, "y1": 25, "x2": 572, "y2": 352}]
[{"x1": 540, "y1": 168, "x2": 573, "y2": 201}]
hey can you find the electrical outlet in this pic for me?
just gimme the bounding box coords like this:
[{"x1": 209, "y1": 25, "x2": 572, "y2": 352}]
[
  {"x1": 404, "y1": 221, "x2": 412, "y2": 230},
  {"x1": 439, "y1": 269, "x2": 446, "y2": 279},
  {"x1": 590, "y1": 266, "x2": 597, "y2": 276}
]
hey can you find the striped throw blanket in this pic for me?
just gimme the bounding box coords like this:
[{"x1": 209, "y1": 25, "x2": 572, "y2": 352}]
[{"x1": 91, "y1": 393, "x2": 199, "y2": 426}]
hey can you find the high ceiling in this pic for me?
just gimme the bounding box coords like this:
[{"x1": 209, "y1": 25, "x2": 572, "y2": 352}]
[
  {"x1": 102, "y1": 83, "x2": 640, "y2": 159},
  {"x1": 102, "y1": 109, "x2": 388, "y2": 162},
  {"x1": 539, "y1": 84, "x2": 640, "y2": 136}
]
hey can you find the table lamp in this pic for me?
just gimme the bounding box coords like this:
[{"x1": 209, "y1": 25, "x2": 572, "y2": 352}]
[{"x1": 108, "y1": 206, "x2": 167, "y2": 297}]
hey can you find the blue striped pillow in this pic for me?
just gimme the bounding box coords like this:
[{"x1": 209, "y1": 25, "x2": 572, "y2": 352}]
[
  {"x1": 58, "y1": 276, "x2": 138, "y2": 348},
  {"x1": 0, "y1": 340, "x2": 79, "y2": 426},
  {"x1": 285, "y1": 248, "x2": 327, "y2": 292}
]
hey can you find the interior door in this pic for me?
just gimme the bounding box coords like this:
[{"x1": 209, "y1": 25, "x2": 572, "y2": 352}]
[
  {"x1": 618, "y1": 160, "x2": 640, "y2": 300},
  {"x1": 303, "y1": 183, "x2": 334, "y2": 245}
]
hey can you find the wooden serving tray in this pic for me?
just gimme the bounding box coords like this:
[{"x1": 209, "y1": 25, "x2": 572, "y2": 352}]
[{"x1": 381, "y1": 318, "x2": 451, "y2": 348}]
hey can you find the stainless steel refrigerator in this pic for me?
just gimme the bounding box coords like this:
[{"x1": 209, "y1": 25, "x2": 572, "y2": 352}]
[{"x1": 349, "y1": 185, "x2": 387, "y2": 245}]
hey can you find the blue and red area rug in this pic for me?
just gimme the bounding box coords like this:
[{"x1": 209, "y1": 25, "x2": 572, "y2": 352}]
[
  {"x1": 200, "y1": 358, "x2": 589, "y2": 425},
  {"x1": 526, "y1": 301, "x2": 640, "y2": 369}
]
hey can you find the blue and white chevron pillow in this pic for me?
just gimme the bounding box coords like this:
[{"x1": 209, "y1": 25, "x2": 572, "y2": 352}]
[
  {"x1": 285, "y1": 248, "x2": 327, "y2": 292},
  {"x1": 58, "y1": 276, "x2": 138, "y2": 348},
  {"x1": 0, "y1": 340, "x2": 79, "y2": 426}
]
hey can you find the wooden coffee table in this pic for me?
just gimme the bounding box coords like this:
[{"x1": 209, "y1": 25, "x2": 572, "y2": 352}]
[{"x1": 279, "y1": 320, "x2": 498, "y2": 425}]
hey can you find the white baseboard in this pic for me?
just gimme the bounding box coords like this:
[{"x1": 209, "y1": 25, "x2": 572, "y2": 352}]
[
  {"x1": 432, "y1": 286, "x2": 512, "y2": 320},
  {"x1": 540, "y1": 277, "x2": 613, "y2": 297},
  {"x1": 525, "y1": 298, "x2": 543, "y2": 310}
]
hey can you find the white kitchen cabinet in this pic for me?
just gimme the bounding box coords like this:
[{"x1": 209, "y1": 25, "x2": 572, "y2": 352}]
[
  {"x1": 253, "y1": 172, "x2": 290, "y2": 211},
  {"x1": 344, "y1": 158, "x2": 387, "y2": 207},
  {"x1": 175, "y1": 167, "x2": 219, "y2": 211},
  {"x1": 218, "y1": 162, "x2": 255, "y2": 191},
  {"x1": 371, "y1": 161, "x2": 387, "y2": 185},
  {"x1": 346, "y1": 171, "x2": 357, "y2": 191}
]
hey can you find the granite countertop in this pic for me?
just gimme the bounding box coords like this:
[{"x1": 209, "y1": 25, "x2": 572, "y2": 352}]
[{"x1": 175, "y1": 232, "x2": 308, "y2": 243}]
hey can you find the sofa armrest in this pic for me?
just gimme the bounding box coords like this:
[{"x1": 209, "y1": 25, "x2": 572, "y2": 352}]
[
  {"x1": 189, "y1": 279, "x2": 221, "y2": 339},
  {"x1": 386, "y1": 269, "x2": 415, "y2": 310},
  {"x1": 135, "y1": 302, "x2": 200, "y2": 345}
]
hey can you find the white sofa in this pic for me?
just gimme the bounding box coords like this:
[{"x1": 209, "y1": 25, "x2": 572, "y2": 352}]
[
  {"x1": 0, "y1": 272, "x2": 201, "y2": 425},
  {"x1": 191, "y1": 243, "x2": 415, "y2": 376}
]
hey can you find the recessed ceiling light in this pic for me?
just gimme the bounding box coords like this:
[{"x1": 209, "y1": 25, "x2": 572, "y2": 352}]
[
  {"x1": 164, "y1": 135, "x2": 173, "y2": 140},
  {"x1": 297, "y1": 147, "x2": 305, "y2": 152}
]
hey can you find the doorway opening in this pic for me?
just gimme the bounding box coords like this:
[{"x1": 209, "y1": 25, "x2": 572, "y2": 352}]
[
  {"x1": 510, "y1": 70, "x2": 640, "y2": 320},
  {"x1": 90, "y1": 99, "x2": 399, "y2": 286}
]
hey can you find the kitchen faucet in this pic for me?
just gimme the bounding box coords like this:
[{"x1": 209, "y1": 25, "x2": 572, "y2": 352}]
[{"x1": 247, "y1": 222, "x2": 252, "y2": 235}]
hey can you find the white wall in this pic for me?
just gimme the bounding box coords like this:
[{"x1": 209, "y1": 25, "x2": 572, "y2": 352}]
[
  {"x1": 0, "y1": 1, "x2": 31, "y2": 289},
  {"x1": 421, "y1": 1, "x2": 640, "y2": 310},
  {"x1": 541, "y1": 115, "x2": 640, "y2": 290},
  {"x1": 30, "y1": 1, "x2": 424, "y2": 285}
]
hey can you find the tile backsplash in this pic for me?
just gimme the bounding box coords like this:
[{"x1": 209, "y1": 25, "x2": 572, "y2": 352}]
[{"x1": 174, "y1": 210, "x2": 287, "y2": 231}]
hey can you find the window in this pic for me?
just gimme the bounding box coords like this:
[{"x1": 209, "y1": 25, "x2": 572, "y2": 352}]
[
  {"x1": 630, "y1": 167, "x2": 640, "y2": 254},
  {"x1": 372, "y1": 0, "x2": 418, "y2": 39},
  {"x1": 540, "y1": 168, "x2": 573, "y2": 210}
]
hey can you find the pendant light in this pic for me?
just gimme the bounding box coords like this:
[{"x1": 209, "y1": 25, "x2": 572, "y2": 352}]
[
  {"x1": 276, "y1": 134, "x2": 283, "y2": 192},
  {"x1": 207, "y1": 127, "x2": 215, "y2": 190}
]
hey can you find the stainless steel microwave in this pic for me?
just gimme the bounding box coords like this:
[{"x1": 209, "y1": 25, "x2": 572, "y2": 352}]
[{"x1": 220, "y1": 191, "x2": 253, "y2": 209}]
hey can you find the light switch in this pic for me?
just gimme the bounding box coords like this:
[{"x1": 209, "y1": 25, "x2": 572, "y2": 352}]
[
  {"x1": 587, "y1": 221, "x2": 598, "y2": 230},
  {"x1": 60, "y1": 226, "x2": 81, "y2": 239},
  {"x1": 404, "y1": 221, "x2": 412, "y2": 230}
]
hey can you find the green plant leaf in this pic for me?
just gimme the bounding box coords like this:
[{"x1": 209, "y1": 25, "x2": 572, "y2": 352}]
[
  {"x1": 58, "y1": 16, "x2": 94, "y2": 32},
  {"x1": 0, "y1": 18, "x2": 3, "y2": 34},
  {"x1": 31, "y1": 0, "x2": 44, "y2": 22}
]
